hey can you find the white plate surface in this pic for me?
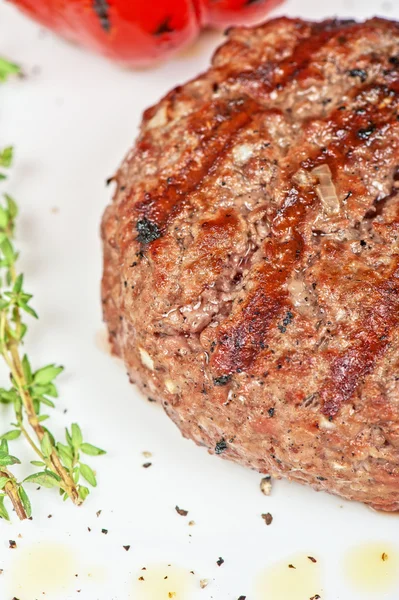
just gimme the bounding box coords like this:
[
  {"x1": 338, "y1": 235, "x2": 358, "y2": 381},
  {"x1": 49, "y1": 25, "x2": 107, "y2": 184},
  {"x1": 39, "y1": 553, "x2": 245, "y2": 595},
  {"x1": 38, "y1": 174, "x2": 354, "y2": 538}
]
[{"x1": 0, "y1": 1, "x2": 399, "y2": 599}]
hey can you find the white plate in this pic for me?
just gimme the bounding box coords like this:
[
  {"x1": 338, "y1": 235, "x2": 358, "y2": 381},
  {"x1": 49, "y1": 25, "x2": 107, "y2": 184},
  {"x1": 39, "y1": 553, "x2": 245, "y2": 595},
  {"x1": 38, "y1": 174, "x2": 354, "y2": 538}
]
[{"x1": 0, "y1": 1, "x2": 399, "y2": 599}]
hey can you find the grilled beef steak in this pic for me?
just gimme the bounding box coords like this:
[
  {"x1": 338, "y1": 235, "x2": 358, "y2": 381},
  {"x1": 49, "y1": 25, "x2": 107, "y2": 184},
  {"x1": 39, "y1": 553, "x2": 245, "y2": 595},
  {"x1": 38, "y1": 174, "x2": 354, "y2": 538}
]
[{"x1": 102, "y1": 17, "x2": 399, "y2": 511}]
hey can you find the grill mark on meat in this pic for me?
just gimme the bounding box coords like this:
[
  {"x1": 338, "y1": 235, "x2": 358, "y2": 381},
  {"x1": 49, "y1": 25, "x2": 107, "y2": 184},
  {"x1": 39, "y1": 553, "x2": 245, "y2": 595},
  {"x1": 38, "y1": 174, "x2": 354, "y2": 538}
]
[
  {"x1": 233, "y1": 20, "x2": 364, "y2": 96},
  {"x1": 321, "y1": 252, "x2": 399, "y2": 417},
  {"x1": 188, "y1": 71, "x2": 399, "y2": 356},
  {"x1": 135, "y1": 98, "x2": 260, "y2": 234},
  {"x1": 212, "y1": 187, "x2": 308, "y2": 373},
  {"x1": 211, "y1": 82, "x2": 399, "y2": 375}
]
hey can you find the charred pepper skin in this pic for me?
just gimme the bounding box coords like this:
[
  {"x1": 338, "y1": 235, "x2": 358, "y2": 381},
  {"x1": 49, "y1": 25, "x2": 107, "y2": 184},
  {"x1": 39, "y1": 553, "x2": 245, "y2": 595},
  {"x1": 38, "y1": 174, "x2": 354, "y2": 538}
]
[{"x1": 7, "y1": 0, "x2": 280, "y2": 66}]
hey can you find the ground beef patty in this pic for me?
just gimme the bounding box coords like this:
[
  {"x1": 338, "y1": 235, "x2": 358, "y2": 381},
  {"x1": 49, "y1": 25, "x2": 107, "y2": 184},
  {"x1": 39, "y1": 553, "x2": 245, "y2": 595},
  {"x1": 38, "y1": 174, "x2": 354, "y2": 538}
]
[{"x1": 102, "y1": 17, "x2": 399, "y2": 511}]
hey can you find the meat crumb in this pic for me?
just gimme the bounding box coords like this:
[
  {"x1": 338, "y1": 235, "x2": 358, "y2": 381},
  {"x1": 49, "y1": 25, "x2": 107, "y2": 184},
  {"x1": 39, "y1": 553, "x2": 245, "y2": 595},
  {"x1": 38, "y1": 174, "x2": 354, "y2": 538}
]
[
  {"x1": 308, "y1": 556, "x2": 317, "y2": 563},
  {"x1": 142, "y1": 462, "x2": 152, "y2": 468},
  {"x1": 310, "y1": 595, "x2": 321, "y2": 600},
  {"x1": 101, "y1": 529, "x2": 108, "y2": 535},
  {"x1": 237, "y1": 596, "x2": 247, "y2": 600},
  {"x1": 216, "y1": 557, "x2": 224, "y2": 566},
  {"x1": 288, "y1": 564, "x2": 296, "y2": 569},
  {"x1": 138, "y1": 576, "x2": 145, "y2": 581},
  {"x1": 168, "y1": 593, "x2": 176, "y2": 598},
  {"x1": 9, "y1": 540, "x2": 16, "y2": 549},
  {"x1": 382, "y1": 552, "x2": 389, "y2": 561},
  {"x1": 96, "y1": 510, "x2": 102, "y2": 518},
  {"x1": 188, "y1": 520, "x2": 195, "y2": 526},
  {"x1": 260, "y1": 476, "x2": 272, "y2": 496},
  {"x1": 261, "y1": 512, "x2": 273, "y2": 525},
  {"x1": 123, "y1": 545, "x2": 130, "y2": 551},
  {"x1": 200, "y1": 579, "x2": 209, "y2": 589},
  {"x1": 175, "y1": 505, "x2": 188, "y2": 516}
]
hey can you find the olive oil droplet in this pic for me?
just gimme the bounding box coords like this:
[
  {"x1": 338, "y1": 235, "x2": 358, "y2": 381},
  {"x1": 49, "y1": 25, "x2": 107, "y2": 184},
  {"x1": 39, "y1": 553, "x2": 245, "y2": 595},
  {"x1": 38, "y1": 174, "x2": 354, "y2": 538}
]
[
  {"x1": 7, "y1": 543, "x2": 77, "y2": 599},
  {"x1": 256, "y1": 553, "x2": 322, "y2": 600},
  {"x1": 131, "y1": 564, "x2": 194, "y2": 599},
  {"x1": 344, "y1": 542, "x2": 399, "y2": 593}
]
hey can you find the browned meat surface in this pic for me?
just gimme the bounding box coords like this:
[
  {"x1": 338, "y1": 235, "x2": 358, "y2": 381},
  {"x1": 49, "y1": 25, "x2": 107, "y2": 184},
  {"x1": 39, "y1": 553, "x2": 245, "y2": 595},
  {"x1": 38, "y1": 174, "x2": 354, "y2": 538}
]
[{"x1": 102, "y1": 17, "x2": 399, "y2": 511}]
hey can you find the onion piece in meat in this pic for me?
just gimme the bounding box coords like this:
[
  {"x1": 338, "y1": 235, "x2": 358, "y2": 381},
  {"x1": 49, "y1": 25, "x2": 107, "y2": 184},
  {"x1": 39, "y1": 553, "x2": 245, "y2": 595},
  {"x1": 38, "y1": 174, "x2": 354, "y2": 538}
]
[{"x1": 311, "y1": 164, "x2": 340, "y2": 215}]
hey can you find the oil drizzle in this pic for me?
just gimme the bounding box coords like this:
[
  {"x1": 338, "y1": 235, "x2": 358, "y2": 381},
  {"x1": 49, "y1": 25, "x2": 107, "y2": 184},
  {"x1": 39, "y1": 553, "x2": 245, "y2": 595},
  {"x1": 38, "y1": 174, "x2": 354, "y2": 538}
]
[
  {"x1": 255, "y1": 553, "x2": 322, "y2": 600},
  {"x1": 7, "y1": 543, "x2": 77, "y2": 599},
  {"x1": 131, "y1": 564, "x2": 194, "y2": 599},
  {"x1": 344, "y1": 542, "x2": 399, "y2": 593}
]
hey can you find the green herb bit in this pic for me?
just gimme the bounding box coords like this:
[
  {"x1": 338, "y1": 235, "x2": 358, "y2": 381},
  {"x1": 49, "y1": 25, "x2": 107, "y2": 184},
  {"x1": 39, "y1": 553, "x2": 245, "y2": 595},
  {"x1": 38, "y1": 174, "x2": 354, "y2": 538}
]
[{"x1": 0, "y1": 57, "x2": 20, "y2": 83}]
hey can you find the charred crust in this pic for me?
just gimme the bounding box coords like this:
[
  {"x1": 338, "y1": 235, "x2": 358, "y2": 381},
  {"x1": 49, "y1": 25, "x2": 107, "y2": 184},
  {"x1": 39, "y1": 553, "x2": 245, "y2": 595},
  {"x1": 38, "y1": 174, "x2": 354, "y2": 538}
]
[
  {"x1": 348, "y1": 68, "x2": 368, "y2": 82},
  {"x1": 357, "y1": 124, "x2": 376, "y2": 139},
  {"x1": 154, "y1": 17, "x2": 174, "y2": 36},
  {"x1": 215, "y1": 438, "x2": 228, "y2": 454},
  {"x1": 93, "y1": 0, "x2": 111, "y2": 32},
  {"x1": 213, "y1": 374, "x2": 232, "y2": 386},
  {"x1": 136, "y1": 218, "x2": 161, "y2": 244}
]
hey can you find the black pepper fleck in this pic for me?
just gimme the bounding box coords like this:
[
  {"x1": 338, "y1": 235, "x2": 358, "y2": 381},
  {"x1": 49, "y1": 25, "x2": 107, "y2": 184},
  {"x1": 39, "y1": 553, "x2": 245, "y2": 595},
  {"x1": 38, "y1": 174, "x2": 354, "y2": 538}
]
[
  {"x1": 217, "y1": 557, "x2": 224, "y2": 566},
  {"x1": 214, "y1": 374, "x2": 232, "y2": 386},
  {"x1": 215, "y1": 438, "x2": 228, "y2": 454},
  {"x1": 357, "y1": 124, "x2": 376, "y2": 140},
  {"x1": 261, "y1": 512, "x2": 273, "y2": 525},
  {"x1": 348, "y1": 68, "x2": 367, "y2": 82},
  {"x1": 175, "y1": 506, "x2": 188, "y2": 517}
]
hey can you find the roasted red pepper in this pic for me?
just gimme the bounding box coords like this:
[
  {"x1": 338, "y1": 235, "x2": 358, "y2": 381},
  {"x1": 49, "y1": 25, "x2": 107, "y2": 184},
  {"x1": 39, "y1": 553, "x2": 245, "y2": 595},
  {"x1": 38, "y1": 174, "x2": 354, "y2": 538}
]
[{"x1": 8, "y1": 0, "x2": 280, "y2": 66}]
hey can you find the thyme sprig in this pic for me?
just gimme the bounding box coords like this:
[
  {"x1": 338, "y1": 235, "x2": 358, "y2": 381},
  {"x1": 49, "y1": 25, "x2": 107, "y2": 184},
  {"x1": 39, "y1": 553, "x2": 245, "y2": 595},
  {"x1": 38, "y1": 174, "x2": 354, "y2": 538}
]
[{"x1": 0, "y1": 148, "x2": 105, "y2": 520}]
